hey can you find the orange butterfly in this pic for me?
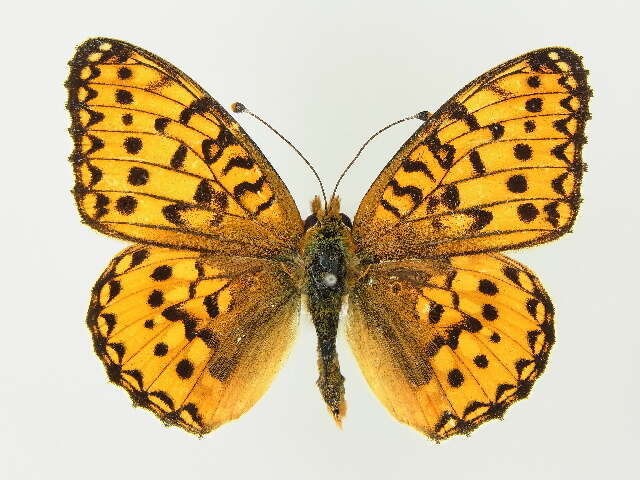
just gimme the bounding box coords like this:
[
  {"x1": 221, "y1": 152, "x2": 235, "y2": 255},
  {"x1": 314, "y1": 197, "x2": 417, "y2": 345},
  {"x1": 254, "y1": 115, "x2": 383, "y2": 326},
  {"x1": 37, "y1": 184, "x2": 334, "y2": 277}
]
[{"x1": 67, "y1": 38, "x2": 590, "y2": 440}]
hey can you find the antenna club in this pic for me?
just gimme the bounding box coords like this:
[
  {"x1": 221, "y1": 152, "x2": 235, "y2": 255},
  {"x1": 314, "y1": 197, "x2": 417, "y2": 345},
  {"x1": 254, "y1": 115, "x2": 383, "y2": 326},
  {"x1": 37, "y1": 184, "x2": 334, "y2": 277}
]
[
  {"x1": 416, "y1": 110, "x2": 432, "y2": 121},
  {"x1": 231, "y1": 102, "x2": 246, "y2": 113}
]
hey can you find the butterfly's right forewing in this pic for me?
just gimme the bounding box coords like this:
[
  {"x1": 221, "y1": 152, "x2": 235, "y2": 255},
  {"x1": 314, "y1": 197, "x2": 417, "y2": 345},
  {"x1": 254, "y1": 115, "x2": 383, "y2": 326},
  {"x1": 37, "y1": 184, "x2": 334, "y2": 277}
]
[{"x1": 352, "y1": 48, "x2": 591, "y2": 260}]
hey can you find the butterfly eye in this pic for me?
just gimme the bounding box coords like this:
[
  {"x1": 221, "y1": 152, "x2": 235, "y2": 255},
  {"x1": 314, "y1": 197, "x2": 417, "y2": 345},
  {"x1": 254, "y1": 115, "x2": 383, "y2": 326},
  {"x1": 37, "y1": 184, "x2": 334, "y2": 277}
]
[
  {"x1": 340, "y1": 213, "x2": 352, "y2": 228},
  {"x1": 304, "y1": 213, "x2": 318, "y2": 231}
]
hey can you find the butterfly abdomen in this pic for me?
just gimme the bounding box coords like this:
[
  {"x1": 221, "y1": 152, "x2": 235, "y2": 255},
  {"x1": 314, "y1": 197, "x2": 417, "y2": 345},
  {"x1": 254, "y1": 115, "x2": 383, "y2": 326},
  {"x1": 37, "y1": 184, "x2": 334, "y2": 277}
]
[{"x1": 302, "y1": 203, "x2": 354, "y2": 424}]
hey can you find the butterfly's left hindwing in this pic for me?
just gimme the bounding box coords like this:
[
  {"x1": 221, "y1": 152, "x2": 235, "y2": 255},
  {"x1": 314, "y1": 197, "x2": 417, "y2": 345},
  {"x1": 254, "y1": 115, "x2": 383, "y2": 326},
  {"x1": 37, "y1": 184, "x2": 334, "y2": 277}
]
[
  {"x1": 88, "y1": 245, "x2": 300, "y2": 434},
  {"x1": 67, "y1": 38, "x2": 303, "y2": 257},
  {"x1": 347, "y1": 254, "x2": 553, "y2": 440},
  {"x1": 352, "y1": 48, "x2": 591, "y2": 260}
]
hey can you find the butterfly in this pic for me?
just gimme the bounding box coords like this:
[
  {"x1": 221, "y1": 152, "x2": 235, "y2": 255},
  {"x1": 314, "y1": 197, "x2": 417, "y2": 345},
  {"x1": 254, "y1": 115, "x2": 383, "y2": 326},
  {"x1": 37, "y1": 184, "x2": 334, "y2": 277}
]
[{"x1": 66, "y1": 38, "x2": 590, "y2": 440}]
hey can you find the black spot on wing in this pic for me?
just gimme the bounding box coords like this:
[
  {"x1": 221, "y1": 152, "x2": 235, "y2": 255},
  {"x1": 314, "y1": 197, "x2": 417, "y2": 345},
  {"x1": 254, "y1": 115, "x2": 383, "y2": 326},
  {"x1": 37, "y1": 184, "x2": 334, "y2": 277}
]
[
  {"x1": 447, "y1": 368, "x2": 464, "y2": 387},
  {"x1": 130, "y1": 249, "x2": 149, "y2": 268},
  {"x1": 127, "y1": 167, "x2": 148, "y2": 186},
  {"x1": 116, "y1": 196, "x2": 137, "y2": 215},
  {"x1": 179, "y1": 97, "x2": 215, "y2": 124},
  {"x1": 234, "y1": 175, "x2": 265, "y2": 198},
  {"x1": 449, "y1": 102, "x2": 480, "y2": 131},
  {"x1": 424, "y1": 135, "x2": 455, "y2": 169},
  {"x1": 524, "y1": 120, "x2": 536, "y2": 133},
  {"x1": 162, "y1": 305, "x2": 187, "y2": 322},
  {"x1": 428, "y1": 303, "x2": 444, "y2": 324},
  {"x1": 469, "y1": 151, "x2": 485, "y2": 175},
  {"x1": 203, "y1": 292, "x2": 220, "y2": 318},
  {"x1": 162, "y1": 203, "x2": 189, "y2": 225},
  {"x1": 193, "y1": 180, "x2": 213, "y2": 204},
  {"x1": 183, "y1": 318, "x2": 197, "y2": 341},
  {"x1": 467, "y1": 209, "x2": 493, "y2": 230},
  {"x1": 255, "y1": 195, "x2": 276, "y2": 216},
  {"x1": 115, "y1": 89, "x2": 133, "y2": 105},
  {"x1": 402, "y1": 159, "x2": 435, "y2": 181},
  {"x1": 222, "y1": 156, "x2": 255, "y2": 175},
  {"x1": 154, "y1": 117, "x2": 170, "y2": 133},
  {"x1": 441, "y1": 185, "x2": 460, "y2": 210},
  {"x1": 387, "y1": 179, "x2": 423, "y2": 205},
  {"x1": 517, "y1": 203, "x2": 539, "y2": 222},
  {"x1": 503, "y1": 266, "x2": 521, "y2": 286},
  {"x1": 527, "y1": 76, "x2": 541, "y2": 88},
  {"x1": 506, "y1": 174, "x2": 528, "y2": 193},
  {"x1": 170, "y1": 144, "x2": 188, "y2": 169},
  {"x1": 487, "y1": 123, "x2": 505, "y2": 140},
  {"x1": 151, "y1": 265, "x2": 172, "y2": 281},
  {"x1": 123, "y1": 137, "x2": 143, "y2": 154},
  {"x1": 514, "y1": 143, "x2": 532, "y2": 160},
  {"x1": 525, "y1": 98, "x2": 543, "y2": 113},
  {"x1": 93, "y1": 193, "x2": 110, "y2": 218},
  {"x1": 551, "y1": 172, "x2": 569, "y2": 195},
  {"x1": 380, "y1": 199, "x2": 401, "y2": 218},
  {"x1": 543, "y1": 201, "x2": 561, "y2": 227}
]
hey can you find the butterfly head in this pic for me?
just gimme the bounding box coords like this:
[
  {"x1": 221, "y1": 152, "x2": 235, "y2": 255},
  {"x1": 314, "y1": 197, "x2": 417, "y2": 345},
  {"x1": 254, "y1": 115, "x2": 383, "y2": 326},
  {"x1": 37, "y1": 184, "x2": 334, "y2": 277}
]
[{"x1": 303, "y1": 195, "x2": 352, "y2": 232}]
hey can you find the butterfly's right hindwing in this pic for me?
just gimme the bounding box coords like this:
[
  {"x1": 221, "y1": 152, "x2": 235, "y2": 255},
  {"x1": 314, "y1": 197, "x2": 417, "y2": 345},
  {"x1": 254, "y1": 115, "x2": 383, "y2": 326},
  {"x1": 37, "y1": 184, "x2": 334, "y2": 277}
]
[{"x1": 347, "y1": 254, "x2": 553, "y2": 440}]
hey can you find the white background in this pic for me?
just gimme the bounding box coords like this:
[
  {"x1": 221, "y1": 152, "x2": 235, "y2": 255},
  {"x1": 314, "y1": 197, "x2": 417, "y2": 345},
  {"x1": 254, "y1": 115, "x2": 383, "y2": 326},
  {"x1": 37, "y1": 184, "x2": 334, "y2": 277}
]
[{"x1": 1, "y1": 1, "x2": 638, "y2": 479}]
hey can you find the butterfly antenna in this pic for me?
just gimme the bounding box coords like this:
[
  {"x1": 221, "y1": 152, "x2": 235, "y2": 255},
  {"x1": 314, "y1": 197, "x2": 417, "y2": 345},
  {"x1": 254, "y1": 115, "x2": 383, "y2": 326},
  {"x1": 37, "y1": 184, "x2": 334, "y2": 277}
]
[
  {"x1": 329, "y1": 111, "x2": 431, "y2": 202},
  {"x1": 231, "y1": 102, "x2": 327, "y2": 207}
]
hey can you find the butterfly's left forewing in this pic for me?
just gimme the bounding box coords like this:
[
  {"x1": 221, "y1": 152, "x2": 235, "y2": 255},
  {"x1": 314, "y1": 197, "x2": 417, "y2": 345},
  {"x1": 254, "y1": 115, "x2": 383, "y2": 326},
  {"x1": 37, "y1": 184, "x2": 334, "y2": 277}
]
[
  {"x1": 347, "y1": 254, "x2": 553, "y2": 440},
  {"x1": 67, "y1": 38, "x2": 303, "y2": 257}
]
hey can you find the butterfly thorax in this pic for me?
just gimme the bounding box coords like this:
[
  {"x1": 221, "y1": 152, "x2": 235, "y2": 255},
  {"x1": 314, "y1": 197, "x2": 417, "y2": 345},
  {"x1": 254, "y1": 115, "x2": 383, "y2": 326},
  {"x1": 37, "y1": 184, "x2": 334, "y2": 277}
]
[{"x1": 301, "y1": 196, "x2": 356, "y2": 424}]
